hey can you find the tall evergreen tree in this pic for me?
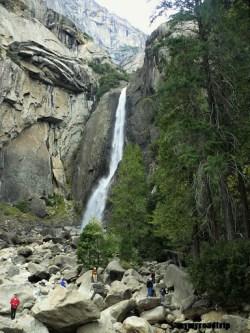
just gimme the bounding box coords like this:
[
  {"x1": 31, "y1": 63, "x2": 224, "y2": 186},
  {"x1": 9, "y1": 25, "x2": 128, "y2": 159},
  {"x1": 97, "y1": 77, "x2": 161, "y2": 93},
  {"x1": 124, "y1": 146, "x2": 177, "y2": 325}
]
[{"x1": 108, "y1": 144, "x2": 148, "y2": 261}]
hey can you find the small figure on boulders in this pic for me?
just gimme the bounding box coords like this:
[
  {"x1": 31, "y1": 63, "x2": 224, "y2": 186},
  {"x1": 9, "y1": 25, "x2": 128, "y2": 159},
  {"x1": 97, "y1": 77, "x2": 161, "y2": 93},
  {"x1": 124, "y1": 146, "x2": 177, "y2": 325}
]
[
  {"x1": 160, "y1": 287, "x2": 167, "y2": 303},
  {"x1": 59, "y1": 277, "x2": 67, "y2": 288},
  {"x1": 151, "y1": 271, "x2": 156, "y2": 284},
  {"x1": 91, "y1": 267, "x2": 97, "y2": 283},
  {"x1": 146, "y1": 277, "x2": 154, "y2": 297},
  {"x1": 10, "y1": 294, "x2": 20, "y2": 320}
]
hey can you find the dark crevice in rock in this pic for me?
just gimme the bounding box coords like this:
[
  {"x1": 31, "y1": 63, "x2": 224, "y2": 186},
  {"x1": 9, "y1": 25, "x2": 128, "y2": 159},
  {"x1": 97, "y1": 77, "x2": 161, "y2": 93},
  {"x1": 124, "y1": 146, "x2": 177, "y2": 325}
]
[{"x1": 38, "y1": 116, "x2": 62, "y2": 125}]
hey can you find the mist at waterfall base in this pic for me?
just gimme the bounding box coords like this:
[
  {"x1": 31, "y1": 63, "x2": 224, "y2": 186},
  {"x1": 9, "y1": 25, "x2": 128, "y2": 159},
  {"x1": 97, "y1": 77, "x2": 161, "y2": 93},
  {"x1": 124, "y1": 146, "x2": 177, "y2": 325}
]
[{"x1": 81, "y1": 87, "x2": 127, "y2": 229}]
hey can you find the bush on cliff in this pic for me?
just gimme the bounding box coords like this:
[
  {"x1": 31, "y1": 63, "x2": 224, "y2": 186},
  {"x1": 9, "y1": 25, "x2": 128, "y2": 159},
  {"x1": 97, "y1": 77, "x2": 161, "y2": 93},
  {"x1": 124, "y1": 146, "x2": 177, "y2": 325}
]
[
  {"x1": 89, "y1": 61, "x2": 129, "y2": 99},
  {"x1": 189, "y1": 240, "x2": 250, "y2": 307}
]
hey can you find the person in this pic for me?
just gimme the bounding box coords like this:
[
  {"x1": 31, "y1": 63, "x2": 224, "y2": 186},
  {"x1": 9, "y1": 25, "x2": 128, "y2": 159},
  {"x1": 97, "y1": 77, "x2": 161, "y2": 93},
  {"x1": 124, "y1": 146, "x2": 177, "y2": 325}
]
[
  {"x1": 160, "y1": 287, "x2": 167, "y2": 303},
  {"x1": 10, "y1": 294, "x2": 20, "y2": 320},
  {"x1": 59, "y1": 278, "x2": 67, "y2": 288},
  {"x1": 91, "y1": 267, "x2": 97, "y2": 283},
  {"x1": 151, "y1": 271, "x2": 156, "y2": 284},
  {"x1": 146, "y1": 277, "x2": 153, "y2": 297}
]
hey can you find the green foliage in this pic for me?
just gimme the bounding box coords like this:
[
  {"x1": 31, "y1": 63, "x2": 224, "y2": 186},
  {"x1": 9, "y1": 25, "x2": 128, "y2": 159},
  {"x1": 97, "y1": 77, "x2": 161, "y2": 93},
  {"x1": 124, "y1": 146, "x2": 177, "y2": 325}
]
[
  {"x1": 152, "y1": 0, "x2": 250, "y2": 251},
  {"x1": 189, "y1": 240, "x2": 250, "y2": 307},
  {"x1": 77, "y1": 219, "x2": 118, "y2": 268},
  {"x1": 0, "y1": 202, "x2": 34, "y2": 221},
  {"x1": 149, "y1": 0, "x2": 250, "y2": 308},
  {"x1": 88, "y1": 61, "x2": 129, "y2": 99},
  {"x1": 46, "y1": 194, "x2": 72, "y2": 219},
  {"x1": 14, "y1": 201, "x2": 30, "y2": 213},
  {"x1": 108, "y1": 144, "x2": 149, "y2": 261}
]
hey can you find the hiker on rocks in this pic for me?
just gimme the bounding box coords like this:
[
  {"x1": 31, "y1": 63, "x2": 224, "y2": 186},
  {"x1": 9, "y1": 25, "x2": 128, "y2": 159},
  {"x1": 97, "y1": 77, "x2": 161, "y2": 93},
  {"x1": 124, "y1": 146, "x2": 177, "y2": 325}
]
[
  {"x1": 160, "y1": 287, "x2": 167, "y2": 303},
  {"x1": 151, "y1": 271, "x2": 156, "y2": 284},
  {"x1": 10, "y1": 294, "x2": 20, "y2": 320},
  {"x1": 146, "y1": 277, "x2": 154, "y2": 297},
  {"x1": 59, "y1": 277, "x2": 67, "y2": 288},
  {"x1": 91, "y1": 267, "x2": 97, "y2": 283}
]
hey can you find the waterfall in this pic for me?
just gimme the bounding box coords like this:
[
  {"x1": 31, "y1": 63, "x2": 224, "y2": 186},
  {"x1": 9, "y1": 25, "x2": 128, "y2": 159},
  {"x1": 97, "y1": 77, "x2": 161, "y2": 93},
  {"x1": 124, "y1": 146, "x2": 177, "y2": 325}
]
[{"x1": 81, "y1": 87, "x2": 127, "y2": 229}]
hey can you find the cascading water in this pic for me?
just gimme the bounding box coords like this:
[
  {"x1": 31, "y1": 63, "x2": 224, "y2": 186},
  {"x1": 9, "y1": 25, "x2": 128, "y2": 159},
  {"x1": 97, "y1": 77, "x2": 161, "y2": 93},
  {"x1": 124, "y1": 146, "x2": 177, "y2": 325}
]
[{"x1": 81, "y1": 87, "x2": 127, "y2": 229}]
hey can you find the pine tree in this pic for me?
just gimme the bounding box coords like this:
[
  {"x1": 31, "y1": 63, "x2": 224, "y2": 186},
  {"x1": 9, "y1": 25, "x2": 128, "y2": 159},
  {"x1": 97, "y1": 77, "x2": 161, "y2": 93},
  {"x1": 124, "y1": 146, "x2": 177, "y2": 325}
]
[{"x1": 108, "y1": 144, "x2": 148, "y2": 261}]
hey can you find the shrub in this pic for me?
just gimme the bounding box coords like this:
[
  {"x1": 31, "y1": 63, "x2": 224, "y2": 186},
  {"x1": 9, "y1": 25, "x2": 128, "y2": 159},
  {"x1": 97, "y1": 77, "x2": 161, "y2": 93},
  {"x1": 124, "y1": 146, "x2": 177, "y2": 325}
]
[
  {"x1": 88, "y1": 61, "x2": 129, "y2": 100},
  {"x1": 77, "y1": 219, "x2": 118, "y2": 269},
  {"x1": 14, "y1": 201, "x2": 30, "y2": 213},
  {"x1": 189, "y1": 240, "x2": 250, "y2": 307}
]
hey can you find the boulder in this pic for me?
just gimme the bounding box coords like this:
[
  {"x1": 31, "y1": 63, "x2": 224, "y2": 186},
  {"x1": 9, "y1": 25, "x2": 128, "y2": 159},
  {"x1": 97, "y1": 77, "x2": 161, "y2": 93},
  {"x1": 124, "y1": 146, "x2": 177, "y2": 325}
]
[
  {"x1": 19, "y1": 314, "x2": 50, "y2": 333},
  {"x1": 105, "y1": 280, "x2": 132, "y2": 307},
  {"x1": 184, "y1": 298, "x2": 211, "y2": 319},
  {"x1": 201, "y1": 311, "x2": 224, "y2": 322},
  {"x1": 122, "y1": 269, "x2": 144, "y2": 292},
  {"x1": 27, "y1": 263, "x2": 51, "y2": 283},
  {"x1": 48, "y1": 265, "x2": 60, "y2": 275},
  {"x1": 0, "y1": 283, "x2": 35, "y2": 313},
  {"x1": 208, "y1": 314, "x2": 250, "y2": 333},
  {"x1": 137, "y1": 297, "x2": 161, "y2": 313},
  {"x1": 7, "y1": 265, "x2": 20, "y2": 278},
  {"x1": 141, "y1": 306, "x2": 166, "y2": 324},
  {"x1": 0, "y1": 314, "x2": 49, "y2": 332},
  {"x1": 0, "y1": 316, "x2": 23, "y2": 332},
  {"x1": 32, "y1": 286, "x2": 100, "y2": 331},
  {"x1": 104, "y1": 260, "x2": 125, "y2": 283},
  {"x1": 52, "y1": 254, "x2": 77, "y2": 269},
  {"x1": 17, "y1": 247, "x2": 33, "y2": 258},
  {"x1": 77, "y1": 299, "x2": 136, "y2": 333},
  {"x1": 77, "y1": 270, "x2": 108, "y2": 303},
  {"x1": 164, "y1": 264, "x2": 195, "y2": 309},
  {"x1": 29, "y1": 197, "x2": 48, "y2": 218},
  {"x1": 63, "y1": 268, "x2": 79, "y2": 281},
  {"x1": 123, "y1": 316, "x2": 155, "y2": 333}
]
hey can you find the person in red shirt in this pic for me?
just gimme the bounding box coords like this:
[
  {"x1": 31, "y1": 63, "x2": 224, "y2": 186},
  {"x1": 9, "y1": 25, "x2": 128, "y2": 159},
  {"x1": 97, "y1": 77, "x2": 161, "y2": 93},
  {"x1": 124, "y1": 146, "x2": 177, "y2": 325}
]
[{"x1": 10, "y1": 294, "x2": 20, "y2": 320}]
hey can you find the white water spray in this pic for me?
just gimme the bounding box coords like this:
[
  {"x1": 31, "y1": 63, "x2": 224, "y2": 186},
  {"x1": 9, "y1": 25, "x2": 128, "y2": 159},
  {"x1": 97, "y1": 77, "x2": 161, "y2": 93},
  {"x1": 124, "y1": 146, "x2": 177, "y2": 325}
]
[{"x1": 81, "y1": 87, "x2": 127, "y2": 229}]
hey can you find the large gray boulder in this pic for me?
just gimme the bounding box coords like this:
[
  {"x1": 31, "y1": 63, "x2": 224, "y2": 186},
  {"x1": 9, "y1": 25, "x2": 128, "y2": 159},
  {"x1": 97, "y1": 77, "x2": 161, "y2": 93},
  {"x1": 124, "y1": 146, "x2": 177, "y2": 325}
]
[
  {"x1": 201, "y1": 312, "x2": 250, "y2": 333},
  {"x1": 77, "y1": 299, "x2": 136, "y2": 333},
  {"x1": 28, "y1": 263, "x2": 51, "y2": 283},
  {"x1": 52, "y1": 254, "x2": 77, "y2": 269},
  {"x1": 164, "y1": 264, "x2": 195, "y2": 309},
  {"x1": 0, "y1": 283, "x2": 35, "y2": 314},
  {"x1": 136, "y1": 297, "x2": 161, "y2": 313},
  {"x1": 140, "y1": 306, "x2": 166, "y2": 324},
  {"x1": 0, "y1": 314, "x2": 49, "y2": 333},
  {"x1": 123, "y1": 316, "x2": 155, "y2": 333},
  {"x1": 104, "y1": 260, "x2": 125, "y2": 283},
  {"x1": 122, "y1": 268, "x2": 144, "y2": 292},
  {"x1": 105, "y1": 280, "x2": 132, "y2": 307},
  {"x1": 32, "y1": 286, "x2": 100, "y2": 331},
  {"x1": 221, "y1": 315, "x2": 250, "y2": 333}
]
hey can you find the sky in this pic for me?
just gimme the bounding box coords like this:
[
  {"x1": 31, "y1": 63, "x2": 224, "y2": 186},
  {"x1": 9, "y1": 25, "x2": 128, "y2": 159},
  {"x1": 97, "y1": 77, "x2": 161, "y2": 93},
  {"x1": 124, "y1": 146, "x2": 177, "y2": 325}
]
[{"x1": 95, "y1": 0, "x2": 168, "y2": 34}]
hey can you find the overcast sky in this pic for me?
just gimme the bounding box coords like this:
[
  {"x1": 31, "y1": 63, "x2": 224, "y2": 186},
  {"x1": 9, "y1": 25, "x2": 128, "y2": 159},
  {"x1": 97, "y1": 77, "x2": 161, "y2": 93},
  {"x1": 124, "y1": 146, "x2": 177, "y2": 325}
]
[{"x1": 95, "y1": 0, "x2": 168, "y2": 34}]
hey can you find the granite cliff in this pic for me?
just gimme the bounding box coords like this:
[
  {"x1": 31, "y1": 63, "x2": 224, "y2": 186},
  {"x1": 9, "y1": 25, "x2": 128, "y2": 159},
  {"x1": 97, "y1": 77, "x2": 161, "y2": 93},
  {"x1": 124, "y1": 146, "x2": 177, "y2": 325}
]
[
  {"x1": 45, "y1": 0, "x2": 147, "y2": 71},
  {"x1": 126, "y1": 22, "x2": 195, "y2": 168},
  {"x1": 0, "y1": 0, "x2": 124, "y2": 220}
]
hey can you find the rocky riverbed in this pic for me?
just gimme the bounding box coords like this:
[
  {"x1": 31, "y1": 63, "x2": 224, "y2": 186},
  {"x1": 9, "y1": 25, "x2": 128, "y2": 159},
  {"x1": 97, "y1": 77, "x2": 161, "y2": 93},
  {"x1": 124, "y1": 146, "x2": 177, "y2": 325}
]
[{"x1": 0, "y1": 226, "x2": 249, "y2": 333}]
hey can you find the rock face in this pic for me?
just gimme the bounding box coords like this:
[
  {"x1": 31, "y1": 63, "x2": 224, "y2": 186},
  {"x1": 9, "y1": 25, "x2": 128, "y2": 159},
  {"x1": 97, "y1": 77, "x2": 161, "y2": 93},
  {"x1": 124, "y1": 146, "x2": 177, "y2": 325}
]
[
  {"x1": 72, "y1": 88, "x2": 121, "y2": 207},
  {"x1": 0, "y1": 0, "x2": 122, "y2": 211},
  {"x1": 45, "y1": 0, "x2": 146, "y2": 71},
  {"x1": 126, "y1": 22, "x2": 195, "y2": 167}
]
